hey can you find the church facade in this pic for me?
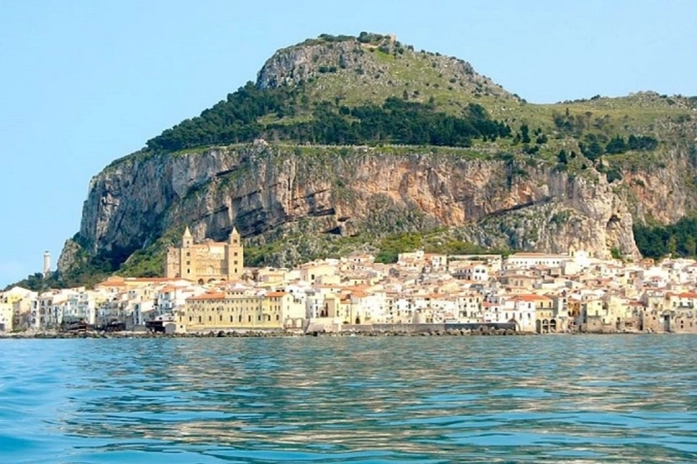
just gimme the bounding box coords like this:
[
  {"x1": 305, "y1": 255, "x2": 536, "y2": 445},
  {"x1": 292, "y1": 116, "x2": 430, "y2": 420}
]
[{"x1": 165, "y1": 227, "x2": 244, "y2": 283}]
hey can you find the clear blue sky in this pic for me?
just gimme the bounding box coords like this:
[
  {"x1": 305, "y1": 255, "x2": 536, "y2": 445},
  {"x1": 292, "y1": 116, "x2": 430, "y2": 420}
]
[{"x1": 1, "y1": 0, "x2": 696, "y2": 287}]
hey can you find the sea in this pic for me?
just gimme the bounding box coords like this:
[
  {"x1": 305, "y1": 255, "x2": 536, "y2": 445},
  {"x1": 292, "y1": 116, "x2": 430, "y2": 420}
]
[{"x1": 1, "y1": 335, "x2": 696, "y2": 463}]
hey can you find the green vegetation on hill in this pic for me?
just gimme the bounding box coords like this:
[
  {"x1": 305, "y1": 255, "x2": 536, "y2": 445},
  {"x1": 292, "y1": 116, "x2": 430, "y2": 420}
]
[
  {"x1": 146, "y1": 82, "x2": 511, "y2": 151},
  {"x1": 140, "y1": 33, "x2": 694, "y2": 184},
  {"x1": 633, "y1": 217, "x2": 697, "y2": 260},
  {"x1": 373, "y1": 232, "x2": 511, "y2": 264}
]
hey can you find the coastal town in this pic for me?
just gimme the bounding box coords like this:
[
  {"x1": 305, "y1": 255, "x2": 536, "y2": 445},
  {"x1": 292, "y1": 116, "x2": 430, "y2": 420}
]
[{"x1": 2, "y1": 227, "x2": 697, "y2": 336}]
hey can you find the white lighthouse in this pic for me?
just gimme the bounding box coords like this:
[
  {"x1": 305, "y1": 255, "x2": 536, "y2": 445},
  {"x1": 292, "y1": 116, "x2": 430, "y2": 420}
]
[{"x1": 43, "y1": 250, "x2": 51, "y2": 277}]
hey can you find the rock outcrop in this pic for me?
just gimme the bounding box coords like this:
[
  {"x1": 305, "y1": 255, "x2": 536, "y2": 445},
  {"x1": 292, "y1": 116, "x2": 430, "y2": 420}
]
[
  {"x1": 66, "y1": 142, "x2": 680, "y2": 268},
  {"x1": 56, "y1": 34, "x2": 697, "y2": 274}
]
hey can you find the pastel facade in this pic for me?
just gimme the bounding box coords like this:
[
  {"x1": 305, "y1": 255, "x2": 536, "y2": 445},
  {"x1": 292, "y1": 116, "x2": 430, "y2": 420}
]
[
  {"x1": 15, "y1": 243, "x2": 697, "y2": 335},
  {"x1": 176, "y1": 288, "x2": 307, "y2": 333},
  {"x1": 508, "y1": 296, "x2": 537, "y2": 332},
  {"x1": 0, "y1": 302, "x2": 13, "y2": 331},
  {"x1": 505, "y1": 252, "x2": 570, "y2": 270},
  {"x1": 0, "y1": 287, "x2": 37, "y2": 331}
]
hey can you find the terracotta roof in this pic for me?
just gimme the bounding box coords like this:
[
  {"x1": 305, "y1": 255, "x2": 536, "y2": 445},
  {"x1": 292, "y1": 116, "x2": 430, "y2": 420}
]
[
  {"x1": 678, "y1": 292, "x2": 697, "y2": 299},
  {"x1": 127, "y1": 277, "x2": 178, "y2": 283},
  {"x1": 514, "y1": 294, "x2": 550, "y2": 302},
  {"x1": 187, "y1": 292, "x2": 225, "y2": 301}
]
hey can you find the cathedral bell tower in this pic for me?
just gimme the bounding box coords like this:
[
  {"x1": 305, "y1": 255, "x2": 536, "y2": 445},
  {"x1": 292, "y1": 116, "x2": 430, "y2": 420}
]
[
  {"x1": 226, "y1": 227, "x2": 243, "y2": 280},
  {"x1": 177, "y1": 226, "x2": 194, "y2": 278},
  {"x1": 182, "y1": 226, "x2": 194, "y2": 248}
]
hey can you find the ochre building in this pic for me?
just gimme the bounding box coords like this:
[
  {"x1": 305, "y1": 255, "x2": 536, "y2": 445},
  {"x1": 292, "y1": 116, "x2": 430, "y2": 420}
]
[
  {"x1": 176, "y1": 290, "x2": 306, "y2": 333},
  {"x1": 165, "y1": 227, "x2": 243, "y2": 283}
]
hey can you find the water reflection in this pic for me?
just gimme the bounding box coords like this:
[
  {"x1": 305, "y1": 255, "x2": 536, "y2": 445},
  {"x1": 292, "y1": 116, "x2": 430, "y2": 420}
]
[{"x1": 0, "y1": 336, "x2": 696, "y2": 462}]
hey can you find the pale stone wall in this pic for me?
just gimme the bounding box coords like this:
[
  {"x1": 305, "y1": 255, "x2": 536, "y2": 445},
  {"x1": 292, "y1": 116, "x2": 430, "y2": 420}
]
[{"x1": 165, "y1": 228, "x2": 243, "y2": 282}]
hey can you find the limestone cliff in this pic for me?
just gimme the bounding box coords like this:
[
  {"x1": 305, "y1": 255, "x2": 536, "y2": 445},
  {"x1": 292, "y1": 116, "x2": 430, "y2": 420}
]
[
  {"x1": 56, "y1": 33, "x2": 697, "y2": 275},
  {"x1": 69, "y1": 141, "x2": 660, "y2": 268}
]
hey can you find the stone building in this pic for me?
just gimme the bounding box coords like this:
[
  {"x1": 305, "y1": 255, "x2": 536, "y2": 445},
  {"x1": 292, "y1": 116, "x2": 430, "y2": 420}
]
[
  {"x1": 165, "y1": 227, "x2": 244, "y2": 283},
  {"x1": 175, "y1": 289, "x2": 306, "y2": 333}
]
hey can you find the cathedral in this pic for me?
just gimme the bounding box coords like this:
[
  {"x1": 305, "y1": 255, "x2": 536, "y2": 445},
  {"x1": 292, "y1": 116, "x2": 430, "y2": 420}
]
[{"x1": 165, "y1": 227, "x2": 244, "y2": 283}]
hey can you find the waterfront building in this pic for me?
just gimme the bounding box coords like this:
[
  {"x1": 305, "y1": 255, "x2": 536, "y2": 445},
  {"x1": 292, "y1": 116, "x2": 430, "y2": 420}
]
[
  {"x1": 0, "y1": 301, "x2": 13, "y2": 331},
  {"x1": 155, "y1": 284, "x2": 202, "y2": 318},
  {"x1": 508, "y1": 295, "x2": 538, "y2": 332},
  {"x1": 16, "y1": 243, "x2": 697, "y2": 334},
  {"x1": 0, "y1": 287, "x2": 36, "y2": 331},
  {"x1": 62, "y1": 288, "x2": 98, "y2": 326},
  {"x1": 176, "y1": 286, "x2": 307, "y2": 333},
  {"x1": 456, "y1": 293, "x2": 483, "y2": 323},
  {"x1": 532, "y1": 295, "x2": 556, "y2": 333}
]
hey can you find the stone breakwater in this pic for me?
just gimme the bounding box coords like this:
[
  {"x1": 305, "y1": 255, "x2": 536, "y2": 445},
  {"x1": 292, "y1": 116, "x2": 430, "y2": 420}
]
[{"x1": 1, "y1": 326, "x2": 529, "y2": 339}]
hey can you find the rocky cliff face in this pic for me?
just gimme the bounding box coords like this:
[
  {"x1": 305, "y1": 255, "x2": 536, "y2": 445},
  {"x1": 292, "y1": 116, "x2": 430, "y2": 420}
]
[
  {"x1": 56, "y1": 34, "x2": 697, "y2": 274},
  {"x1": 66, "y1": 140, "x2": 696, "y2": 267}
]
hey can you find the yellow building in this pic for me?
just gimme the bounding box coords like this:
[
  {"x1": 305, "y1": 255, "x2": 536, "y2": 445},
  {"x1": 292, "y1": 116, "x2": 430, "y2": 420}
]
[
  {"x1": 300, "y1": 261, "x2": 336, "y2": 284},
  {"x1": 165, "y1": 227, "x2": 243, "y2": 283},
  {"x1": 0, "y1": 302, "x2": 13, "y2": 331},
  {"x1": 532, "y1": 295, "x2": 556, "y2": 333},
  {"x1": 176, "y1": 289, "x2": 305, "y2": 333},
  {"x1": 0, "y1": 287, "x2": 34, "y2": 332}
]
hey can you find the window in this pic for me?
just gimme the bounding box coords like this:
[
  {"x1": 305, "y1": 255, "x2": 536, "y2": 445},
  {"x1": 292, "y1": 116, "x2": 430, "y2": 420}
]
[
  {"x1": 219, "y1": 315, "x2": 222, "y2": 321},
  {"x1": 198, "y1": 316, "x2": 202, "y2": 323},
  {"x1": 234, "y1": 252, "x2": 238, "y2": 256},
  {"x1": 230, "y1": 316, "x2": 233, "y2": 322},
  {"x1": 248, "y1": 315, "x2": 251, "y2": 322},
  {"x1": 189, "y1": 316, "x2": 192, "y2": 322}
]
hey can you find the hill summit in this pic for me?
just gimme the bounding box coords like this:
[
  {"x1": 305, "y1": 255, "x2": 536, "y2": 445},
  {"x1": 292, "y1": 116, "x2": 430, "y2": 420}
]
[
  {"x1": 256, "y1": 32, "x2": 513, "y2": 101},
  {"x1": 144, "y1": 32, "x2": 519, "y2": 153},
  {"x1": 17, "y1": 32, "x2": 697, "y2": 289}
]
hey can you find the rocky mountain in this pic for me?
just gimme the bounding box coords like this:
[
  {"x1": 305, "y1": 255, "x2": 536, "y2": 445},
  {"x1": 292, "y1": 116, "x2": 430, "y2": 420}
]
[{"x1": 55, "y1": 32, "x2": 697, "y2": 283}]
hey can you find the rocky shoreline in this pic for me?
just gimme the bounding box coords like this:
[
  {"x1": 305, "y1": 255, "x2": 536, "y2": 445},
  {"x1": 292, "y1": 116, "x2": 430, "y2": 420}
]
[{"x1": 0, "y1": 327, "x2": 645, "y2": 339}]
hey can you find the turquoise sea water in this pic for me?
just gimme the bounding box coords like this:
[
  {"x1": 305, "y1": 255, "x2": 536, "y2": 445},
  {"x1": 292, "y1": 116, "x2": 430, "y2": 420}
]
[{"x1": 1, "y1": 335, "x2": 696, "y2": 463}]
